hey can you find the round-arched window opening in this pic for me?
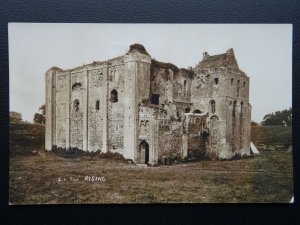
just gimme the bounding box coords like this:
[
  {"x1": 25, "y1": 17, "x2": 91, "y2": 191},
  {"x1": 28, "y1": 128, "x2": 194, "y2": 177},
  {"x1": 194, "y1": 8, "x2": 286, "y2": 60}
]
[
  {"x1": 193, "y1": 109, "x2": 202, "y2": 114},
  {"x1": 210, "y1": 100, "x2": 216, "y2": 113},
  {"x1": 233, "y1": 100, "x2": 237, "y2": 117},
  {"x1": 96, "y1": 100, "x2": 100, "y2": 110},
  {"x1": 240, "y1": 101, "x2": 244, "y2": 115},
  {"x1": 183, "y1": 80, "x2": 188, "y2": 95},
  {"x1": 110, "y1": 89, "x2": 118, "y2": 102},
  {"x1": 214, "y1": 78, "x2": 219, "y2": 85},
  {"x1": 231, "y1": 78, "x2": 234, "y2": 86},
  {"x1": 243, "y1": 81, "x2": 246, "y2": 87},
  {"x1": 210, "y1": 115, "x2": 219, "y2": 121},
  {"x1": 73, "y1": 99, "x2": 80, "y2": 112}
]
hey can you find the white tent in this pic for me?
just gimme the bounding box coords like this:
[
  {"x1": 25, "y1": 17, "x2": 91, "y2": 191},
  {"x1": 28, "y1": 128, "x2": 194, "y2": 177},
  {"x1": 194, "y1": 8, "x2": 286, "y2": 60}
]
[{"x1": 250, "y1": 142, "x2": 260, "y2": 154}]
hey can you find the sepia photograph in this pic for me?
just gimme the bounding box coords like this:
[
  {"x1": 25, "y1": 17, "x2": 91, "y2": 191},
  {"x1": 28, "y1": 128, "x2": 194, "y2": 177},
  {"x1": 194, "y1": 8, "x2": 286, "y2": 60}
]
[{"x1": 8, "y1": 23, "x2": 293, "y2": 204}]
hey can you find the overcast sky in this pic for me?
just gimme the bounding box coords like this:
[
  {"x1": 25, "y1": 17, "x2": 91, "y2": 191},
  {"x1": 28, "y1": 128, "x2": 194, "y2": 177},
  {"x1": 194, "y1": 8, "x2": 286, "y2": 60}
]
[{"x1": 9, "y1": 23, "x2": 292, "y2": 122}]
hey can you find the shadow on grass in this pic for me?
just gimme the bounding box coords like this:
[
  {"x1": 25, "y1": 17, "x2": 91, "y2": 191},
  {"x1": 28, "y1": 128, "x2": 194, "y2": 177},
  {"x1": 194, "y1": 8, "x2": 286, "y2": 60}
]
[{"x1": 52, "y1": 147, "x2": 125, "y2": 161}]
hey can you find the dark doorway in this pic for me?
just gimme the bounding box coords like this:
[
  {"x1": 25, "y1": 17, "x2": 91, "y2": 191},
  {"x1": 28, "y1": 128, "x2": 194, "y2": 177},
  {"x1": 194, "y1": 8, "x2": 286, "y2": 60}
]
[
  {"x1": 139, "y1": 141, "x2": 149, "y2": 164},
  {"x1": 185, "y1": 107, "x2": 191, "y2": 113},
  {"x1": 151, "y1": 94, "x2": 160, "y2": 105}
]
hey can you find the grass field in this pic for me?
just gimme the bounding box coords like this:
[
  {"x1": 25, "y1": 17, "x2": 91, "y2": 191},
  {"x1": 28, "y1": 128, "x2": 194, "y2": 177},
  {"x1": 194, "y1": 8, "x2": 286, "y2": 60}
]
[
  {"x1": 9, "y1": 150, "x2": 293, "y2": 204},
  {"x1": 9, "y1": 123, "x2": 294, "y2": 204}
]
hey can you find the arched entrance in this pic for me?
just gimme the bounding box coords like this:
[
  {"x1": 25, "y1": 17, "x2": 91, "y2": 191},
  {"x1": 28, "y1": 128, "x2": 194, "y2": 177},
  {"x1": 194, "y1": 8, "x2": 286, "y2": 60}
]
[{"x1": 139, "y1": 141, "x2": 149, "y2": 164}]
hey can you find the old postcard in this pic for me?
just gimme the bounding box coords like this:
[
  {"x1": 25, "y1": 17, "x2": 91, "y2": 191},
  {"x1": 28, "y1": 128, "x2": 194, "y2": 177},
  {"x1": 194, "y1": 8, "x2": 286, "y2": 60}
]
[{"x1": 9, "y1": 23, "x2": 293, "y2": 204}]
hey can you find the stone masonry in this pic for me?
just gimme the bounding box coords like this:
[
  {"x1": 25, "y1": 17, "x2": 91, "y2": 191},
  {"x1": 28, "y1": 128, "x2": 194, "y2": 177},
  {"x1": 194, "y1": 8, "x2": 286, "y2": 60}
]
[{"x1": 45, "y1": 44, "x2": 251, "y2": 165}]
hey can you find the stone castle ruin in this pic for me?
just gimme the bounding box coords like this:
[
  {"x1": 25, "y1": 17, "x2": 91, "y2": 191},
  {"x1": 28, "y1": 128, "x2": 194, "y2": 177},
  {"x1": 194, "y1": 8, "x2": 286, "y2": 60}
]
[{"x1": 45, "y1": 44, "x2": 251, "y2": 165}]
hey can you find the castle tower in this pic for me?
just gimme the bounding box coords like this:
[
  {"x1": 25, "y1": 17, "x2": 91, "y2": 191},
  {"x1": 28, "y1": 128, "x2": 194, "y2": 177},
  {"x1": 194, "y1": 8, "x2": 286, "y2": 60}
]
[
  {"x1": 45, "y1": 67, "x2": 62, "y2": 150},
  {"x1": 123, "y1": 44, "x2": 152, "y2": 161},
  {"x1": 192, "y1": 48, "x2": 251, "y2": 158}
]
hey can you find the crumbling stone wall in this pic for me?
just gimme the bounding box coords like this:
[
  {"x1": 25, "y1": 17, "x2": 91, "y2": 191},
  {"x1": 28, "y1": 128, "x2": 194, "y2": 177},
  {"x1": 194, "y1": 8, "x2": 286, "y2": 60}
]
[
  {"x1": 107, "y1": 59, "x2": 125, "y2": 154},
  {"x1": 186, "y1": 114, "x2": 209, "y2": 158},
  {"x1": 88, "y1": 68, "x2": 105, "y2": 151},
  {"x1": 70, "y1": 70, "x2": 86, "y2": 149},
  {"x1": 55, "y1": 73, "x2": 69, "y2": 149},
  {"x1": 157, "y1": 111, "x2": 182, "y2": 160}
]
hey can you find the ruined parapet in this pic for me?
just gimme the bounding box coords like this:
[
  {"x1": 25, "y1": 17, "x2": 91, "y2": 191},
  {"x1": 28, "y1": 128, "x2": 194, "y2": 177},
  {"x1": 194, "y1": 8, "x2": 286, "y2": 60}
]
[
  {"x1": 198, "y1": 48, "x2": 239, "y2": 71},
  {"x1": 128, "y1": 43, "x2": 150, "y2": 55}
]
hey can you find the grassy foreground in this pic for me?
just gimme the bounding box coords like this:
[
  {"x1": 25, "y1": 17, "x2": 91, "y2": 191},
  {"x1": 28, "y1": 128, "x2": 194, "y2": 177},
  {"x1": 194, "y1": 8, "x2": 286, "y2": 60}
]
[{"x1": 9, "y1": 150, "x2": 293, "y2": 204}]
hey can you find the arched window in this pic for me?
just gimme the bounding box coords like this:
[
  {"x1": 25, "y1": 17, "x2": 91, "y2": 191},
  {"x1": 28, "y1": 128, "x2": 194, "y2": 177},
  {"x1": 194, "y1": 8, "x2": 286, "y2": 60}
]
[
  {"x1": 183, "y1": 80, "x2": 187, "y2": 95},
  {"x1": 111, "y1": 70, "x2": 114, "y2": 80},
  {"x1": 145, "y1": 120, "x2": 149, "y2": 126},
  {"x1": 72, "y1": 82, "x2": 82, "y2": 90},
  {"x1": 185, "y1": 107, "x2": 191, "y2": 113},
  {"x1": 214, "y1": 78, "x2": 219, "y2": 85},
  {"x1": 231, "y1": 78, "x2": 234, "y2": 86},
  {"x1": 210, "y1": 100, "x2": 216, "y2": 113},
  {"x1": 240, "y1": 101, "x2": 244, "y2": 115},
  {"x1": 114, "y1": 70, "x2": 119, "y2": 82},
  {"x1": 96, "y1": 100, "x2": 100, "y2": 110},
  {"x1": 243, "y1": 81, "x2": 246, "y2": 87},
  {"x1": 111, "y1": 89, "x2": 118, "y2": 102},
  {"x1": 73, "y1": 99, "x2": 80, "y2": 112},
  {"x1": 210, "y1": 115, "x2": 219, "y2": 121},
  {"x1": 233, "y1": 100, "x2": 237, "y2": 117},
  {"x1": 193, "y1": 109, "x2": 202, "y2": 113},
  {"x1": 237, "y1": 80, "x2": 240, "y2": 97}
]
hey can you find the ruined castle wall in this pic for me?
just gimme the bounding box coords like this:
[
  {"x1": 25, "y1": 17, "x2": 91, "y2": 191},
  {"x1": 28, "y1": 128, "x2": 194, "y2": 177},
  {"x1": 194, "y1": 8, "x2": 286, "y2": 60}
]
[
  {"x1": 107, "y1": 58, "x2": 125, "y2": 154},
  {"x1": 150, "y1": 67, "x2": 173, "y2": 104},
  {"x1": 190, "y1": 69, "x2": 226, "y2": 116},
  {"x1": 150, "y1": 66, "x2": 193, "y2": 118},
  {"x1": 87, "y1": 66, "x2": 107, "y2": 152},
  {"x1": 224, "y1": 96, "x2": 251, "y2": 157},
  {"x1": 123, "y1": 52, "x2": 151, "y2": 160},
  {"x1": 157, "y1": 119, "x2": 182, "y2": 160},
  {"x1": 186, "y1": 115, "x2": 208, "y2": 157},
  {"x1": 137, "y1": 61, "x2": 151, "y2": 102},
  {"x1": 172, "y1": 71, "x2": 192, "y2": 104},
  {"x1": 55, "y1": 72, "x2": 69, "y2": 149},
  {"x1": 225, "y1": 71, "x2": 249, "y2": 100},
  {"x1": 46, "y1": 45, "x2": 251, "y2": 161},
  {"x1": 191, "y1": 64, "x2": 251, "y2": 158},
  {"x1": 45, "y1": 70, "x2": 56, "y2": 150},
  {"x1": 70, "y1": 70, "x2": 87, "y2": 149},
  {"x1": 137, "y1": 107, "x2": 159, "y2": 164}
]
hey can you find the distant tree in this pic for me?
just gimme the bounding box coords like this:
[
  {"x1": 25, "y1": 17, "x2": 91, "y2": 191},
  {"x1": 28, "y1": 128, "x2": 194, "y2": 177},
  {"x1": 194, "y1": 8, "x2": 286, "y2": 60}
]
[
  {"x1": 39, "y1": 104, "x2": 45, "y2": 115},
  {"x1": 33, "y1": 104, "x2": 45, "y2": 124},
  {"x1": 251, "y1": 121, "x2": 259, "y2": 126},
  {"x1": 10, "y1": 111, "x2": 23, "y2": 123},
  {"x1": 261, "y1": 107, "x2": 292, "y2": 126}
]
